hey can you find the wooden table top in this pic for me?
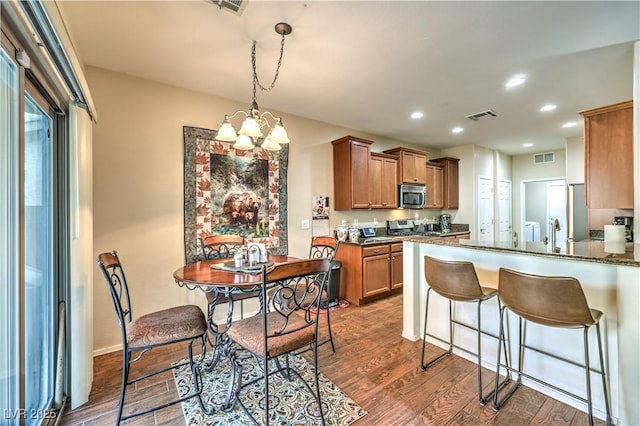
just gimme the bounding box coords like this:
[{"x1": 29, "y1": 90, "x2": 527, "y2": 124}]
[{"x1": 173, "y1": 255, "x2": 301, "y2": 288}]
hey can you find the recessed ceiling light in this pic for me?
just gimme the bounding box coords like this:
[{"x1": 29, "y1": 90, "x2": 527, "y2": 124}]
[
  {"x1": 410, "y1": 111, "x2": 423, "y2": 119},
  {"x1": 562, "y1": 121, "x2": 577, "y2": 128},
  {"x1": 451, "y1": 127, "x2": 464, "y2": 134},
  {"x1": 540, "y1": 104, "x2": 557, "y2": 112},
  {"x1": 522, "y1": 143, "x2": 533, "y2": 148},
  {"x1": 505, "y1": 75, "x2": 526, "y2": 88}
]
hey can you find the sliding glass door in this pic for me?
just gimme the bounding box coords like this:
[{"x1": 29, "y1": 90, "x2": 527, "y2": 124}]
[
  {"x1": 0, "y1": 39, "x2": 20, "y2": 425},
  {"x1": 1, "y1": 29, "x2": 61, "y2": 425},
  {"x1": 24, "y1": 91, "x2": 56, "y2": 420}
]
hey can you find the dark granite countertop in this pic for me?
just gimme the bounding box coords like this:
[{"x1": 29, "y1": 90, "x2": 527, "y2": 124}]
[
  {"x1": 340, "y1": 231, "x2": 470, "y2": 246},
  {"x1": 402, "y1": 236, "x2": 640, "y2": 267}
]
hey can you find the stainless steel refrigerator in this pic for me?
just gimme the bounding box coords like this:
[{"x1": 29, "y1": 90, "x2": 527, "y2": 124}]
[{"x1": 567, "y1": 184, "x2": 589, "y2": 242}]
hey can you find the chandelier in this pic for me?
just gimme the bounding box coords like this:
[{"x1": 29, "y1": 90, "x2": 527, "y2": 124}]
[{"x1": 215, "y1": 22, "x2": 292, "y2": 151}]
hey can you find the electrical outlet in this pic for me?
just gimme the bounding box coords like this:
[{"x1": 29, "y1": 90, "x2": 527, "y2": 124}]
[{"x1": 301, "y1": 219, "x2": 310, "y2": 229}]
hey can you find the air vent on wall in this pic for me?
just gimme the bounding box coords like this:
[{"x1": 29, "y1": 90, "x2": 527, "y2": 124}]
[
  {"x1": 211, "y1": 0, "x2": 247, "y2": 15},
  {"x1": 533, "y1": 152, "x2": 555, "y2": 164}
]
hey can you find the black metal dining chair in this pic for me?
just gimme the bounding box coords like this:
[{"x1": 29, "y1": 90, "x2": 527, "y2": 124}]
[
  {"x1": 199, "y1": 234, "x2": 258, "y2": 323},
  {"x1": 308, "y1": 235, "x2": 340, "y2": 353},
  {"x1": 96, "y1": 250, "x2": 212, "y2": 424},
  {"x1": 226, "y1": 258, "x2": 332, "y2": 425}
]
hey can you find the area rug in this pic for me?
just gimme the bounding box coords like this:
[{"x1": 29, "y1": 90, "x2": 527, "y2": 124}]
[{"x1": 173, "y1": 351, "x2": 367, "y2": 425}]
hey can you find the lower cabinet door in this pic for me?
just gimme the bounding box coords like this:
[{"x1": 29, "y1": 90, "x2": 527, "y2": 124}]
[
  {"x1": 362, "y1": 253, "x2": 390, "y2": 297},
  {"x1": 390, "y1": 251, "x2": 403, "y2": 289}
]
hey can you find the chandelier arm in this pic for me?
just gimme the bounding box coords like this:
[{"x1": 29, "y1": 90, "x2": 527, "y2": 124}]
[
  {"x1": 252, "y1": 31, "x2": 287, "y2": 92},
  {"x1": 258, "y1": 111, "x2": 281, "y2": 125},
  {"x1": 226, "y1": 110, "x2": 250, "y2": 121}
]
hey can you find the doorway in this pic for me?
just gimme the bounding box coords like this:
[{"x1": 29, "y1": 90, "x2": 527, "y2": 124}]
[
  {"x1": 523, "y1": 179, "x2": 567, "y2": 242},
  {"x1": 2, "y1": 23, "x2": 66, "y2": 424}
]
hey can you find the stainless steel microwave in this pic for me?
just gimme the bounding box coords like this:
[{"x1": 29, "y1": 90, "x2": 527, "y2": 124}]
[{"x1": 399, "y1": 184, "x2": 426, "y2": 209}]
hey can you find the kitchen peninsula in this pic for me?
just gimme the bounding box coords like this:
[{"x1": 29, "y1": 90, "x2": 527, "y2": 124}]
[{"x1": 401, "y1": 237, "x2": 640, "y2": 425}]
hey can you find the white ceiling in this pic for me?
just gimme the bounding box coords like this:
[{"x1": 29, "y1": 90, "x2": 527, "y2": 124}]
[{"x1": 56, "y1": 0, "x2": 639, "y2": 155}]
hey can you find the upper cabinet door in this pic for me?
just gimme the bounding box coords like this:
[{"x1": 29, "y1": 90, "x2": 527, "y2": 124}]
[
  {"x1": 383, "y1": 147, "x2": 428, "y2": 185},
  {"x1": 332, "y1": 136, "x2": 373, "y2": 210},
  {"x1": 432, "y1": 157, "x2": 460, "y2": 209},
  {"x1": 580, "y1": 101, "x2": 633, "y2": 209},
  {"x1": 425, "y1": 162, "x2": 444, "y2": 209}
]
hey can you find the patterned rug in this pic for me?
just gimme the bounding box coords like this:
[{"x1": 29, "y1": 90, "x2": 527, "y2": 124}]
[{"x1": 173, "y1": 351, "x2": 367, "y2": 425}]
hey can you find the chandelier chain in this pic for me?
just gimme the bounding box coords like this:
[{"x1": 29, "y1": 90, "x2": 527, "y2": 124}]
[{"x1": 251, "y1": 32, "x2": 287, "y2": 100}]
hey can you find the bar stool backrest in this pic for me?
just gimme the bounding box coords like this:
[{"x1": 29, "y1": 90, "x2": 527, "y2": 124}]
[
  {"x1": 498, "y1": 268, "x2": 596, "y2": 327},
  {"x1": 424, "y1": 256, "x2": 486, "y2": 301}
]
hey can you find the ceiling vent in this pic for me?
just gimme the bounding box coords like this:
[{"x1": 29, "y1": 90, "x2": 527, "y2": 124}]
[
  {"x1": 465, "y1": 110, "x2": 497, "y2": 121},
  {"x1": 533, "y1": 152, "x2": 555, "y2": 164},
  {"x1": 211, "y1": 0, "x2": 247, "y2": 15}
]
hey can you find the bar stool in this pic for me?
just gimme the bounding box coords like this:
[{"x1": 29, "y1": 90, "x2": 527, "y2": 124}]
[
  {"x1": 494, "y1": 268, "x2": 611, "y2": 426},
  {"x1": 421, "y1": 256, "x2": 510, "y2": 404}
]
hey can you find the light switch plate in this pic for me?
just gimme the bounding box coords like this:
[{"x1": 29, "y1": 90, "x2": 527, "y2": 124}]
[{"x1": 301, "y1": 219, "x2": 310, "y2": 229}]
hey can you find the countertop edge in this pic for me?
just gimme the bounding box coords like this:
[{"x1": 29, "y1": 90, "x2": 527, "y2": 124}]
[{"x1": 402, "y1": 237, "x2": 640, "y2": 267}]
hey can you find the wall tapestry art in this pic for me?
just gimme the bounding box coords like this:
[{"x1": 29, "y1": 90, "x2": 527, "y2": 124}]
[{"x1": 182, "y1": 126, "x2": 289, "y2": 264}]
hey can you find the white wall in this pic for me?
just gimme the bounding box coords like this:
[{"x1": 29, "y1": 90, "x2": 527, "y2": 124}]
[{"x1": 566, "y1": 136, "x2": 585, "y2": 184}]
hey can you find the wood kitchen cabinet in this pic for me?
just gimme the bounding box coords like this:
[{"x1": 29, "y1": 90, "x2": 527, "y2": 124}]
[
  {"x1": 432, "y1": 157, "x2": 460, "y2": 209},
  {"x1": 332, "y1": 136, "x2": 374, "y2": 210},
  {"x1": 336, "y1": 242, "x2": 403, "y2": 306},
  {"x1": 383, "y1": 147, "x2": 428, "y2": 185},
  {"x1": 332, "y1": 136, "x2": 398, "y2": 210},
  {"x1": 390, "y1": 242, "x2": 403, "y2": 290},
  {"x1": 580, "y1": 100, "x2": 633, "y2": 209},
  {"x1": 370, "y1": 153, "x2": 398, "y2": 208},
  {"x1": 425, "y1": 161, "x2": 444, "y2": 209}
]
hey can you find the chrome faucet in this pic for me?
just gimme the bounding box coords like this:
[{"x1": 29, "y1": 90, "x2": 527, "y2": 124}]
[{"x1": 551, "y1": 218, "x2": 560, "y2": 249}]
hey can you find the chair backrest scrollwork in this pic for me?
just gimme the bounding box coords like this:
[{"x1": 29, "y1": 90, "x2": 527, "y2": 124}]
[{"x1": 200, "y1": 234, "x2": 244, "y2": 260}]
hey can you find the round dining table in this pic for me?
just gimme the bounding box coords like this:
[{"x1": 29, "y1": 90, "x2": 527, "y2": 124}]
[
  {"x1": 173, "y1": 255, "x2": 302, "y2": 409},
  {"x1": 173, "y1": 256, "x2": 301, "y2": 354},
  {"x1": 173, "y1": 255, "x2": 301, "y2": 288}
]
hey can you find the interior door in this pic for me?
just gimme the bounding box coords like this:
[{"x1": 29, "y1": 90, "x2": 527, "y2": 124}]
[
  {"x1": 498, "y1": 180, "x2": 512, "y2": 242},
  {"x1": 478, "y1": 177, "x2": 494, "y2": 242}
]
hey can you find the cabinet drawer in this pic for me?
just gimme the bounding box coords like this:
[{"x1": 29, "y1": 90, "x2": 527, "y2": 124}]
[
  {"x1": 362, "y1": 244, "x2": 390, "y2": 257},
  {"x1": 391, "y1": 242, "x2": 403, "y2": 253}
]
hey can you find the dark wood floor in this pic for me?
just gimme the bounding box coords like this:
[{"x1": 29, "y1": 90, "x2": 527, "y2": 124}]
[{"x1": 60, "y1": 294, "x2": 600, "y2": 425}]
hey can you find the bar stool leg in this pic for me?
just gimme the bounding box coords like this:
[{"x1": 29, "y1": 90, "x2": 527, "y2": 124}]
[
  {"x1": 421, "y1": 289, "x2": 453, "y2": 370},
  {"x1": 477, "y1": 301, "x2": 484, "y2": 403},
  {"x1": 583, "y1": 326, "x2": 597, "y2": 426},
  {"x1": 595, "y1": 322, "x2": 612, "y2": 425},
  {"x1": 494, "y1": 307, "x2": 522, "y2": 410},
  {"x1": 477, "y1": 300, "x2": 511, "y2": 405}
]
